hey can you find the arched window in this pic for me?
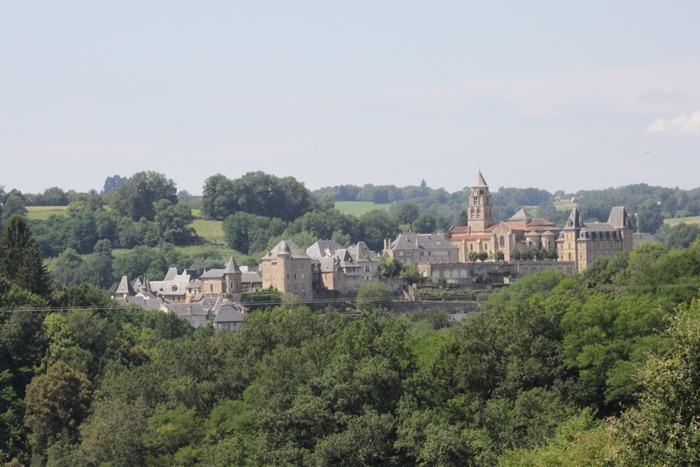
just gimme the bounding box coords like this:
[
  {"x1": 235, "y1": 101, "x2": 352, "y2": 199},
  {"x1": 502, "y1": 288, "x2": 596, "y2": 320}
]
[{"x1": 499, "y1": 236, "x2": 505, "y2": 247}]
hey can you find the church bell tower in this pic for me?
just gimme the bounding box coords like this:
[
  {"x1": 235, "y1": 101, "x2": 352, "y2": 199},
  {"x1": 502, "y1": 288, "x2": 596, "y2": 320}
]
[{"x1": 467, "y1": 170, "x2": 494, "y2": 233}]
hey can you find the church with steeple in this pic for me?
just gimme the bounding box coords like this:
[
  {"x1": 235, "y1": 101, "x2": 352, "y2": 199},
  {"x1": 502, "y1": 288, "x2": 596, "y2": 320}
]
[
  {"x1": 446, "y1": 170, "x2": 652, "y2": 271},
  {"x1": 446, "y1": 170, "x2": 562, "y2": 262}
]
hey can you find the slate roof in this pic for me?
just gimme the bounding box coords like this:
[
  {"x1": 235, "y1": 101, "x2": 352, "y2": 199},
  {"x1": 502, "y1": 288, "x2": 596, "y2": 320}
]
[
  {"x1": 263, "y1": 240, "x2": 311, "y2": 260},
  {"x1": 306, "y1": 241, "x2": 342, "y2": 258},
  {"x1": 509, "y1": 209, "x2": 532, "y2": 221},
  {"x1": 607, "y1": 207, "x2": 631, "y2": 229},
  {"x1": 564, "y1": 208, "x2": 583, "y2": 229},
  {"x1": 633, "y1": 232, "x2": 661, "y2": 247},
  {"x1": 580, "y1": 222, "x2": 617, "y2": 233},
  {"x1": 200, "y1": 268, "x2": 225, "y2": 279},
  {"x1": 348, "y1": 242, "x2": 378, "y2": 263},
  {"x1": 242, "y1": 271, "x2": 262, "y2": 283},
  {"x1": 115, "y1": 276, "x2": 134, "y2": 295},
  {"x1": 318, "y1": 256, "x2": 339, "y2": 273},
  {"x1": 213, "y1": 304, "x2": 244, "y2": 324},
  {"x1": 164, "y1": 303, "x2": 213, "y2": 327},
  {"x1": 223, "y1": 256, "x2": 240, "y2": 274},
  {"x1": 390, "y1": 234, "x2": 457, "y2": 251},
  {"x1": 163, "y1": 267, "x2": 178, "y2": 281},
  {"x1": 124, "y1": 296, "x2": 163, "y2": 310}
]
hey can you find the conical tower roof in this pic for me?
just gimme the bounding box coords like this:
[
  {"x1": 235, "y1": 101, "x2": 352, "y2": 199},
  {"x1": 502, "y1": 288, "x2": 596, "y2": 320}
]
[
  {"x1": 473, "y1": 170, "x2": 488, "y2": 187},
  {"x1": 564, "y1": 208, "x2": 583, "y2": 229},
  {"x1": 224, "y1": 256, "x2": 240, "y2": 273},
  {"x1": 509, "y1": 208, "x2": 532, "y2": 221},
  {"x1": 115, "y1": 276, "x2": 134, "y2": 295}
]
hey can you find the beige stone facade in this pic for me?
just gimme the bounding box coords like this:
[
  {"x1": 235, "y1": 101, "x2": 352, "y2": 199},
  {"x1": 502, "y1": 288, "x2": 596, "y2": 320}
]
[
  {"x1": 384, "y1": 233, "x2": 459, "y2": 264},
  {"x1": 309, "y1": 241, "x2": 379, "y2": 295},
  {"x1": 199, "y1": 257, "x2": 242, "y2": 296},
  {"x1": 261, "y1": 240, "x2": 313, "y2": 299},
  {"x1": 556, "y1": 207, "x2": 634, "y2": 272}
]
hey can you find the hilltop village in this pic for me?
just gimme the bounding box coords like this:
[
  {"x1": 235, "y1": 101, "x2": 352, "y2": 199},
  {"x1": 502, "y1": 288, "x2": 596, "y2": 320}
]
[{"x1": 114, "y1": 171, "x2": 660, "y2": 327}]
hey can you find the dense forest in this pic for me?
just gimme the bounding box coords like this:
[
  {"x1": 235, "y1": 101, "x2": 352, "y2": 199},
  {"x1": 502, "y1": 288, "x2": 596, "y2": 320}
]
[{"x1": 2, "y1": 206, "x2": 700, "y2": 464}]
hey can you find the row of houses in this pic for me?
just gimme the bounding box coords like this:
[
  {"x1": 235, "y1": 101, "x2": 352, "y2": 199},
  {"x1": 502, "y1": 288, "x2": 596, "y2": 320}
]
[{"x1": 115, "y1": 169, "x2": 660, "y2": 327}]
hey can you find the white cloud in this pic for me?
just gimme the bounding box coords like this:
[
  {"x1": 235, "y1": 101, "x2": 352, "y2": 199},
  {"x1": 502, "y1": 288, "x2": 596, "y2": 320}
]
[{"x1": 646, "y1": 111, "x2": 700, "y2": 135}]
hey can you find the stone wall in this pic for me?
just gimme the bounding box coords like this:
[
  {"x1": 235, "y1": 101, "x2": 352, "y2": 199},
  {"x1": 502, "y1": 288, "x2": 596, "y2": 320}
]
[{"x1": 419, "y1": 260, "x2": 576, "y2": 284}]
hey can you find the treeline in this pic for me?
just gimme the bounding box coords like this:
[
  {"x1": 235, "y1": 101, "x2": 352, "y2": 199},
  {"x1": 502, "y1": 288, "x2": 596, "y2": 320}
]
[
  {"x1": 316, "y1": 181, "x2": 700, "y2": 236},
  {"x1": 5, "y1": 171, "x2": 700, "y2": 289},
  {"x1": 3, "y1": 221, "x2": 700, "y2": 464}
]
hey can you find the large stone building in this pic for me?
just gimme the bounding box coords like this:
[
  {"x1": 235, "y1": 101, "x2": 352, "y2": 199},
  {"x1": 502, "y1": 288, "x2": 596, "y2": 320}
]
[
  {"x1": 260, "y1": 240, "x2": 314, "y2": 299},
  {"x1": 308, "y1": 241, "x2": 379, "y2": 295},
  {"x1": 383, "y1": 233, "x2": 459, "y2": 264},
  {"x1": 446, "y1": 171, "x2": 561, "y2": 261},
  {"x1": 556, "y1": 206, "x2": 635, "y2": 272}
]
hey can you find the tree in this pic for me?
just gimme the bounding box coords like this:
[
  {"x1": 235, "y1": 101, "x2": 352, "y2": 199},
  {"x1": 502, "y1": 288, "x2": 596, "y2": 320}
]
[
  {"x1": 636, "y1": 200, "x2": 664, "y2": 234},
  {"x1": 110, "y1": 171, "x2": 178, "y2": 221},
  {"x1": 359, "y1": 209, "x2": 400, "y2": 252},
  {"x1": 378, "y1": 257, "x2": 402, "y2": 278},
  {"x1": 468, "y1": 251, "x2": 478, "y2": 262},
  {"x1": 0, "y1": 215, "x2": 53, "y2": 298},
  {"x1": 477, "y1": 251, "x2": 489, "y2": 262},
  {"x1": 664, "y1": 223, "x2": 700, "y2": 249},
  {"x1": 356, "y1": 282, "x2": 394, "y2": 312},
  {"x1": 396, "y1": 202, "x2": 421, "y2": 225},
  {"x1": 153, "y1": 200, "x2": 195, "y2": 245},
  {"x1": 412, "y1": 214, "x2": 436, "y2": 234},
  {"x1": 24, "y1": 362, "x2": 94, "y2": 465},
  {"x1": 400, "y1": 263, "x2": 422, "y2": 284},
  {"x1": 201, "y1": 174, "x2": 236, "y2": 220},
  {"x1": 494, "y1": 251, "x2": 505, "y2": 261},
  {"x1": 2, "y1": 190, "x2": 27, "y2": 222},
  {"x1": 38, "y1": 187, "x2": 69, "y2": 206},
  {"x1": 616, "y1": 300, "x2": 700, "y2": 464},
  {"x1": 101, "y1": 175, "x2": 129, "y2": 195}
]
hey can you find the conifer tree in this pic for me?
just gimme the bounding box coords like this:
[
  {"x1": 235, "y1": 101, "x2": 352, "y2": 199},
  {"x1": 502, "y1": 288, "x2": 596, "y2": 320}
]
[{"x1": 0, "y1": 215, "x2": 53, "y2": 298}]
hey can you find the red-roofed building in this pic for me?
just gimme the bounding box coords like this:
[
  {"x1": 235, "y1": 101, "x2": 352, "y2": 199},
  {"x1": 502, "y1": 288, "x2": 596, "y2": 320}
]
[{"x1": 446, "y1": 171, "x2": 561, "y2": 262}]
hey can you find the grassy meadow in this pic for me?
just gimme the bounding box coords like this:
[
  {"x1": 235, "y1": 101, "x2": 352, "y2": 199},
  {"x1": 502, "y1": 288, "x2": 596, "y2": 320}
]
[
  {"x1": 334, "y1": 201, "x2": 391, "y2": 215},
  {"x1": 26, "y1": 205, "x2": 68, "y2": 220},
  {"x1": 664, "y1": 215, "x2": 700, "y2": 226}
]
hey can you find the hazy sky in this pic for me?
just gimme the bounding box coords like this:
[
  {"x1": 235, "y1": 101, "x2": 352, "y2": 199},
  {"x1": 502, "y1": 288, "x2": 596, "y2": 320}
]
[{"x1": 2, "y1": 1, "x2": 699, "y2": 195}]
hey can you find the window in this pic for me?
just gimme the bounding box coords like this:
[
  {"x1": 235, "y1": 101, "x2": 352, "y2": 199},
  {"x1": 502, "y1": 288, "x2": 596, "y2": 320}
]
[
  {"x1": 302, "y1": 274, "x2": 305, "y2": 279},
  {"x1": 287, "y1": 274, "x2": 290, "y2": 280},
  {"x1": 294, "y1": 274, "x2": 297, "y2": 280},
  {"x1": 294, "y1": 284, "x2": 298, "y2": 292}
]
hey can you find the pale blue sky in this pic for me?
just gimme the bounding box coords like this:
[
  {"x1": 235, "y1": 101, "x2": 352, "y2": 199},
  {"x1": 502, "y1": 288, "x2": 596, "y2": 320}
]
[{"x1": 2, "y1": 1, "x2": 699, "y2": 195}]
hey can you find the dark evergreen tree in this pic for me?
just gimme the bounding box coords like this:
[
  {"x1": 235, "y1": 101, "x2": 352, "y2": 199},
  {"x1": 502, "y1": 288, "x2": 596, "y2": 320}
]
[{"x1": 0, "y1": 215, "x2": 53, "y2": 298}]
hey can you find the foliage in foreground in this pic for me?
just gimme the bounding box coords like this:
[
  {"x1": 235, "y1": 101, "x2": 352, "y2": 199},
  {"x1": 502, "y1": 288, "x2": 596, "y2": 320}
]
[{"x1": 1, "y1": 240, "x2": 700, "y2": 464}]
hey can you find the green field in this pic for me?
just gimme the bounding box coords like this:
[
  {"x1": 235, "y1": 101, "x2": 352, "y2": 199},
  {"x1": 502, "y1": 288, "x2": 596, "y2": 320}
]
[
  {"x1": 191, "y1": 219, "x2": 225, "y2": 244},
  {"x1": 334, "y1": 201, "x2": 391, "y2": 215},
  {"x1": 665, "y1": 216, "x2": 700, "y2": 226},
  {"x1": 553, "y1": 200, "x2": 577, "y2": 211},
  {"x1": 26, "y1": 206, "x2": 68, "y2": 220}
]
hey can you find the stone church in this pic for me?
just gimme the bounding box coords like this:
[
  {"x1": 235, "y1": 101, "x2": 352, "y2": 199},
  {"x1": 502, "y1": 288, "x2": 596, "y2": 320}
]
[{"x1": 446, "y1": 171, "x2": 561, "y2": 262}]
